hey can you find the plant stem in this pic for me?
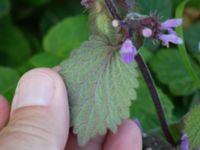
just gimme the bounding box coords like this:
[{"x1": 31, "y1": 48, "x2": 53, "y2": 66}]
[
  {"x1": 104, "y1": 0, "x2": 121, "y2": 20},
  {"x1": 135, "y1": 54, "x2": 177, "y2": 146},
  {"x1": 176, "y1": 0, "x2": 200, "y2": 89}
]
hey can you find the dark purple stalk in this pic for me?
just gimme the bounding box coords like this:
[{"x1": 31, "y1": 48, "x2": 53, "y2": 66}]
[
  {"x1": 104, "y1": 0, "x2": 121, "y2": 20},
  {"x1": 135, "y1": 54, "x2": 177, "y2": 146}
]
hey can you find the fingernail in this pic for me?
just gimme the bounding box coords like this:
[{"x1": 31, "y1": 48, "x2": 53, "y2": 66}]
[{"x1": 12, "y1": 71, "x2": 54, "y2": 110}]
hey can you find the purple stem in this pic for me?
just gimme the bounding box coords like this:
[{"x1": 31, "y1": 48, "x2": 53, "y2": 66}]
[
  {"x1": 104, "y1": 0, "x2": 121, "y2": 20},
  {"x1": 135, "y1": 54, "x2": 177, "y2": 146}
]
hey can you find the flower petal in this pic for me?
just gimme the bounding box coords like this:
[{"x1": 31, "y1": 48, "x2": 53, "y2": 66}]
[
  {"x1": 167, "y1": 28, "x2": 176, "y2": 35},
  {"x1": 180, "y1": 133, "x2": 189, "y2": 150},
  {"x1": 120, "y1": 39, "x2": 137, "y2": 64},
  {"x1": 161, "y1": 18, "x2": 183, "y2": 29},
  {"x1": 158, "y1": 34, "x2": 183, "y2": 47},
  {"x1": 121, "y1": 52, "x2": 135, "y2": 64}
]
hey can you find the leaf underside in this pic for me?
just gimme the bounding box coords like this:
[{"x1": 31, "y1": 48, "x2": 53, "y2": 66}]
[
  {"x1": 185, "y1": 106, "x2": 200, "y2": 149},
  {"x1": 60, "y1": 36, "x2": 139, "y2": 146}
]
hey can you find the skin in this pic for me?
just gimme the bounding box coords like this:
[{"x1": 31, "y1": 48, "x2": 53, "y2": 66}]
[{"x1": 0, "y1": 68, "x2": 142, "y2": 150}]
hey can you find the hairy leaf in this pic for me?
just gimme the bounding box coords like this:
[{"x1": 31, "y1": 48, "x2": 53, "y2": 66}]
[
  {"x1": 149, "y1": 49, "x2": 197, "y2": 96},
  {"x1": 60, "y1": 36, "x2": 139, "y2": 146},
  {"x1": 185, "y1": 106, "x2": 200, "y2": 149},
  {"x1": 89, "y1": 1, "x2": 118, "y2": 44}
]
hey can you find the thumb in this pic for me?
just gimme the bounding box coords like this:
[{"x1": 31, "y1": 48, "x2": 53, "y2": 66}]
[{"x1": 0, "y1": 68, "x2": 69, "y2": 150}]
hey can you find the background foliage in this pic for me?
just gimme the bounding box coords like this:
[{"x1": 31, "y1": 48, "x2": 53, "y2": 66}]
[{"x1": 0, "y1": 0, "x2": 200, "y2": 147}]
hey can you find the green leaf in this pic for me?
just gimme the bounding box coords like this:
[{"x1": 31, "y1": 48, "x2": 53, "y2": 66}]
[
  {"x1": 131, "y1": 77, "x2": 174, "y2": 131},
  {"x1": 138, "y1": 0, "x2": 172, "y2": 20},
  {"x1": 43, "y1": 15, "x2": 89, "y2": 59},
  {"x1": 184, "y1": 21, "x2": 200, "y2": 63},
  {"x1": 185, "y1": 106, "x2": 200, "y2": 149},
  {"x1": 29, "y1": 52, "x2": 60, "y2": 67},
  {"x1": 0, "y1": 0, "x2": 10, "y2": 19},
  {"x1": 0, "y1": 22, "x2": 31, "y2": 66},
  {"x1": 60, "y1": 36, "x2": 139, "y2": 146},
  {"x1": 0, "y1": 66, "x2": 20, "y2": 101},
  {"x1": 149, "y1": 49, "x2": 197, "y2": 96}
]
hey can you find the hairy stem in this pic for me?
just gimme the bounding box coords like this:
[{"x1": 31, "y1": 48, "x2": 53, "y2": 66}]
[
  {"x1": 104, "y1": 0, "x2": 121, "y2": 20},
  {"x1": 135, "y1": 54, "x2": 177, "y2": 146}
]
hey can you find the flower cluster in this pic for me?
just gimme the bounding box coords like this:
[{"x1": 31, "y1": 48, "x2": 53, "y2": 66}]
[
  {"x1": 119, "y1": 18, "x2": 183, "y2": 64},
  {"x1": 157, "y1": 19, "x2": 183, "y2": 47}
]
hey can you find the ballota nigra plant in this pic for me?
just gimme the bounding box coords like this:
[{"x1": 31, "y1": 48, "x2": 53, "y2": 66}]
[{"x1": 60, "y1": 0, "x2": 187, "y2": 149}]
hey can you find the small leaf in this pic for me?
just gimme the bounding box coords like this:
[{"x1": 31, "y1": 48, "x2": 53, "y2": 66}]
[
  {"x1": 89, "y1": 1, "x2": 117, "y2": 43},
  {"x1": 0, "y1": 66, "x2": 19, "y2": 101},
  {"x1": 43, "y1": 15, "x2": 89, "y2": 59},
  {"x1": 185, "y1": 106, "x2": 200, "y2": 149},
  {"x1": 60, "y1": 36, "x2": 139, "y2": 146},
  {"x1": 29, "y1": 52, "x2": 60, "y2": 67},
  {"x1": 131, "y1": 77, "x2": 174, "y2": 131},
  {"x1": 149, "y1": 49, "x2": 197, "y2": 96}
]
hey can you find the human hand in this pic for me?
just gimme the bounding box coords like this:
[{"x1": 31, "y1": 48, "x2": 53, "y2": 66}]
[{"x1": 0, "y1": 68, "x2": 142, "y2": 150}]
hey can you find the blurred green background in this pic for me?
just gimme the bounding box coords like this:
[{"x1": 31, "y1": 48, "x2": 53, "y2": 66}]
[{"x1": 0, "y1": 0, "x2": 200, "y2": 134}]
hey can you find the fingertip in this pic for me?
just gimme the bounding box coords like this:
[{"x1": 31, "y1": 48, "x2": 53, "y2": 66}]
[
  {"x1": 12, "y1": 68, "x2": 69, "y2": 110},
  {"x1": 103, "y1": 119, "x2": 142, "y2": 150},
  {"x1": 8, "y1": 68, "x2": 69, "y2": 149},
  {"x1": 66, "y1": 129, "x2": 105, "y2": 150},
  {"x1": 0, "y1": 95, "x2": 10, "y2": 129}
]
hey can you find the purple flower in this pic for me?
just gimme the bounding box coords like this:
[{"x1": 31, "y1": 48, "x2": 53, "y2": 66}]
[
  {"x1": 142, "y1": 28, "x2": 153, "y2": 38},
  {"x1": 161, "y1": 19, "x2": 183, "y2": 29},
  {"x1": 165, "y1": 28, "x2": 176, "y2": 35},
  {"x1": 158, "y1": 34, "x2": 183, "y2": 47},
  {"x1": 180, "y1": 133, "x2": 189, "y2": 150},
  {"x1": 120, "y1": 39, "x2": 137, "y2": 64},
  {"x1": 157, "y1": 18, "x2": 183, "y2": 47},
  {"x1": 140, "y1": 17, "x2": 183, "y2": 47}
]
